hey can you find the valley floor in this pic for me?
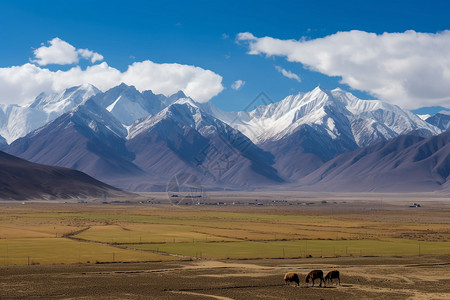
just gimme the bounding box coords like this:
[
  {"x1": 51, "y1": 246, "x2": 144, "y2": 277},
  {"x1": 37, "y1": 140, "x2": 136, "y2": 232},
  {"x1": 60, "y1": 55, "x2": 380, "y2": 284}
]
[{"x1": 0, "y1": 193, "x2": 449, "y2": 298}]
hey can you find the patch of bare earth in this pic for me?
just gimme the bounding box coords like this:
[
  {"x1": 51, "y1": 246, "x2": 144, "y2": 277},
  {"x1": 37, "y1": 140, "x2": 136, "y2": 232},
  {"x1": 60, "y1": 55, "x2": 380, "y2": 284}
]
[{"x1": 1, "y1": 256, "x2": 449, "y2": 299}]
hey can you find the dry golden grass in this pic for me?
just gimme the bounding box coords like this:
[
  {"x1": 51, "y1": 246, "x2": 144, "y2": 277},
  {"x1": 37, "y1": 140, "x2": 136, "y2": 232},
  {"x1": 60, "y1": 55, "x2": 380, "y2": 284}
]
[{"x1": 0, "y1": 199, "x2": 449, "y2": 265}]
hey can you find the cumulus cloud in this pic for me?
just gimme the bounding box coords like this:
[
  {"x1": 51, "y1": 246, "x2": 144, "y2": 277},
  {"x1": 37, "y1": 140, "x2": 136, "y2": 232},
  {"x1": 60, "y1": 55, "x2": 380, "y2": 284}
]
[
  {"x1": 275, "y1": 66, "x2": 301, "y2": 82},
  {"x1": 231, "y1": 80, "x2": 245, "y2": 90},
  {"x1": 32, "y1": 37, "x2": 103, "y2": 65},
  {"x1": 237, "y1": 30, "x2": 450, "y2": 109},
  {"x1": 0, "y1": 39, "x2": 224, "y2": 104},
  {"x1": 77, "y1": 49, "x2": 104, "y2": 63},
  {"x1": 32, "y1": 38, "x2": 79, "y2": 65},
  {"x1": 122, "y1": 61, "x2": 223, "y2": 102}
]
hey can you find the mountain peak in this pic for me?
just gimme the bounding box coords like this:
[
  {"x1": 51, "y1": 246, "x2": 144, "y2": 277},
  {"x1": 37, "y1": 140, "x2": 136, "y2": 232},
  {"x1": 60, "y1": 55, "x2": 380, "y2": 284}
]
[
  {"x1": 170, "y1": 90, "x2": 186, "y2": 98},
  {"x1": 311, "y1": 84, "x2": 331, "y2": 95},
  {"x1": 173, "y1": 97, "x2": 198, "y2": 107},
  {"x1": 115, "y1": 82, "x2": 138, "y2": 92}
]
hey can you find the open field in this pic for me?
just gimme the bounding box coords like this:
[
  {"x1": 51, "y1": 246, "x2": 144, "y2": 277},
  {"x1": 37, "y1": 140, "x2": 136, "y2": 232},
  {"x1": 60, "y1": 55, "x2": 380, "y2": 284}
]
[
  {"x1": 0, "y1": 193, "x2": 449, "y2": 298},
  {"x1": 0, "y1": 193, "x2": 450, "y2": 265},
  {"x1": 1, "y1": 256, "x2": 449, "y2": 299}
]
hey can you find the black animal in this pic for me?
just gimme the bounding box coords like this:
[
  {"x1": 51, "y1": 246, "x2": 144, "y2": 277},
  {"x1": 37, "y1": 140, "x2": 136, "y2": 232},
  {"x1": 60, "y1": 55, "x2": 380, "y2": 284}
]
[
  {"x1": 305, "y1": 270, "x2": 325, "y2": 287},
  {"x1": 325, "y1": 270, "x2": 340, "y2": 286},
  {"x1": 284, "y1": 272, "x2": 300, "y2": 286}
]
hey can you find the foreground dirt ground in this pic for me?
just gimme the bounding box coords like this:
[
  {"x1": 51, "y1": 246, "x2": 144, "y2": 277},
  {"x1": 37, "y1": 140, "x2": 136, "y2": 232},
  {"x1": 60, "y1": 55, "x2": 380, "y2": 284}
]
[{"x1": 1, "y1": 256, "x2": 449, "y2": 299}]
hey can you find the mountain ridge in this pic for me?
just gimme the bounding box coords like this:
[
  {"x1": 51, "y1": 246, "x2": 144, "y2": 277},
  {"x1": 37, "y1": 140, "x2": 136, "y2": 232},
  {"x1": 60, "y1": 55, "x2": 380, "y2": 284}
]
[{"x1": 2, "y1": 83, "x2": 446, "y2": 192}]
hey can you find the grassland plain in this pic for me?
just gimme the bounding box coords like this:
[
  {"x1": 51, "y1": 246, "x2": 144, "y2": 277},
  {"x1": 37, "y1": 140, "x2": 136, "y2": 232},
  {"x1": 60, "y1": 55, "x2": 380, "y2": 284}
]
[{"x1": 0, "y1": 195, "x2": 449, "y2": 265}]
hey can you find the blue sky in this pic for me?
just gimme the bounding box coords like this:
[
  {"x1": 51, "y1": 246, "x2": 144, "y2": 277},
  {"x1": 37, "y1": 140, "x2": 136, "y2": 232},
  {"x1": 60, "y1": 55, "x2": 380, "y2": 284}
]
[{"x1": 1, "y1": 0, "x2": 450, "y2": 112}]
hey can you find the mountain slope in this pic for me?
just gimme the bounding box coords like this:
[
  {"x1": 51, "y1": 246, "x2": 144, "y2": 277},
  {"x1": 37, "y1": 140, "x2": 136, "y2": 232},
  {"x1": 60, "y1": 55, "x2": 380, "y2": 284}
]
[
  {"x1": 298, "y1": 130, "x2": 450, "y2": 192},
  {"x1": 5, "y1": 98, "x2": 144, "y2": 183},
  {"x1": 209, "y1": 86, "x2": 440, "y2": 146},
  {"x1": 426, "y1": 111, "x2": 450, "y2": 131},
  {"x1": 207, "y1": 86, "x2": 442, "y2": 180},
  {"x1": 0, "y1": 84, "x2": 99, "y2": 143},
  {"x1": 127, "y1": 98, "x2": 283, "y2": 190},
  {"x1": 90, "y1": 83, "x2": 184, "y2": 126},
  {"x1": 0, "y1": 150, "x2": 128, "y2": 200}
]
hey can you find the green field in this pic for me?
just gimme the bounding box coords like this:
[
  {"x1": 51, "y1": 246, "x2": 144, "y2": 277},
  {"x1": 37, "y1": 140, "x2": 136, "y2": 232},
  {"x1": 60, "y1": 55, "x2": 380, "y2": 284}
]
[
  {"x1": 0, "y1": 238, "x2": 179, "y2": 265},
  {"x1": 0, "y1": 202, "x2": 449, "y2": 265},
  {"x1": 124, "y1": 239, "x2": 450, "y2": 259}
]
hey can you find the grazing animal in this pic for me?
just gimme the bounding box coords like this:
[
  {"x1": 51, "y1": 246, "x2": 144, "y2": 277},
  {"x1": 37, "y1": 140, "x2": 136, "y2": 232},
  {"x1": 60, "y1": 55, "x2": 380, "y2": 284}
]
[
  {"x1": 325, "y1": 270, "x2": 340, "y2": 286},
  {"x1": 284, "y1": 272, "x2": 300, "y2": 286},
  {"x1": 305, "y1": 270, "x2": 325, "y2": 287}
]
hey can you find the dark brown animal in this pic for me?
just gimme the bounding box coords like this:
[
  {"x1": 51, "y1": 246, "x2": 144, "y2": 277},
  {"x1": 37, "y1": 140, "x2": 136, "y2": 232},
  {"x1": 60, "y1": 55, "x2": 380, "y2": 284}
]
[
  {"x1": 305, "y1": 270, "x2": 325, "y2": 287},
  {"x1": 325, "y1": 270, "x2": 340, "y2": 286},
  {"x1": 284, "y1": 272, "x2": 300, "y2": 286}
]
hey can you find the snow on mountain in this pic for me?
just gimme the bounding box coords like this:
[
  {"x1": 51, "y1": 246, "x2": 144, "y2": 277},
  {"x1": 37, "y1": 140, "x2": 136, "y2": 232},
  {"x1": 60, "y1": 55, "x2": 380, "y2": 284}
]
[
  {"x1": 5, "y1": 98, "x2": 143, "y2": 183},
  {"x1": 90, "y1": 83, "x2": 184, "y2": 126},
  {"x1": 418, "y1": 114, "x2": 431, "y2": 120},
  {"x1": 3, "y1": 83, "x2": 446, "y2": 191},
  {"x1": 127, "y1": 98, "x2": 283, "y2": 189},
  {"x1": 29, "y1": 83, "x2": 100, "y2": 117},
  {"x1": 209, "y1": 86, "x2": 441, "y2": 147},
  {"x1": 202, "y1": 86, "x2": 442, "y2": 180},
  {"x1": 0, "y1": 84, "x2": 100, "y2": 143}
]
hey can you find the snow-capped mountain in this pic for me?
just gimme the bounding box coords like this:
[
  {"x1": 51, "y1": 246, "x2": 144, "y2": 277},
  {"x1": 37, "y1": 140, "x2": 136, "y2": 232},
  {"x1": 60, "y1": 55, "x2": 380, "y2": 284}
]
[
  {"x1": 3, "y1": 83, "x2": 446, "y2": 192},
  {"x1": 5, "y1": 98, "x2": 144, "y2": 183},
  {"x1": 426, "y1": 111, "x2": 450, "y2": 131},
  {"x1": 0, "y1": 84, "x2": 100, "y2": 143},
  {"x1": 127, "y1": 98, "x2": 283, "y2": 189},
  {"x1": 204, "y1": 86, "x2": 442, "y2": 180},
  {"x1": 90, "y1": 83, "x2": 180, "y2": 126},
  {"x1": 29, "y1": 83, "x2": 100, "y2": 118},
  {"x1": 209, "y1": 86, "x2": 441, "y2": 146}
]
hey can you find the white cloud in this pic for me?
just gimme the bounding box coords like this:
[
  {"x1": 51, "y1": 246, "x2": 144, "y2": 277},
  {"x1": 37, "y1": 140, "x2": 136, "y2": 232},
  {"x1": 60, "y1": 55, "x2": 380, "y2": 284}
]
[
  {"x1": 231, "y1": 80, "x2": 245, "y2": 90},
  {"x1": 32, "y1": 38, "x2": 79, "y2": 65},
  {"x1": 77, "y1": 49, "x2": 104, "y2": 63},
  {"x1": 275, "y1": 66, "x2": 301, "y2": 82},
  {"x1": 0, "y1": 61, "x2": 223, "y2": 105},
  {"x1": 32, "y1": 37, "x2": 104, "y2": 66},
  {"x1": 238, "y1": 30, "x2": 450, "y2": 109},
  {"x1": 0, "y1": 39, "x2": 224, "y2": 104},
  {"x1": 122, "y1": 61, "x2": 223, "y2": 102}
]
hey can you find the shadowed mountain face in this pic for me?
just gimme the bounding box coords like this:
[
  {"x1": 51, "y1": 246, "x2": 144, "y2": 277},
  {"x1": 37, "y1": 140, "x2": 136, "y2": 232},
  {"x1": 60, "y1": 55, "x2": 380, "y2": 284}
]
[
  {"x1": 260, "y1": 123, "x2": 358, "y2": 180},
  {"x1": 6, "y1": 96, "x2": 283, "y2": 191},
  {"x1": 0, "y1": 150, "x2": 128, "y2": 200},
  {"x1": 426, "y1": 112, "x2": 450, "y2": 131},
  {"x1": 298, "y1": 131, "x2": 450, "y2": 192},
  {"x1": 2, "y1": 83, "x2": 446, "y2": 192},
  {"x1": 126, "y1": 99, "x2": 283, "y2": 190},
  {"x1": 5, "y1": 99, "x2": 144, "y2": 182},
  {"x1": 206, "y1": 86, "x2": 441, "y2": 181}
]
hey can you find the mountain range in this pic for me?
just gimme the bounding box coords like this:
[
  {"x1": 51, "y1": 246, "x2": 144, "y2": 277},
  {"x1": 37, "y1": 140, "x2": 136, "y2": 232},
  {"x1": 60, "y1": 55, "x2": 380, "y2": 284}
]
[
  {"x1": 298, "y1": 130, "x2": 450, "y2": 193},
  {"x1": 1, "y1": 83, "x2": 448, "y2": 193}
]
